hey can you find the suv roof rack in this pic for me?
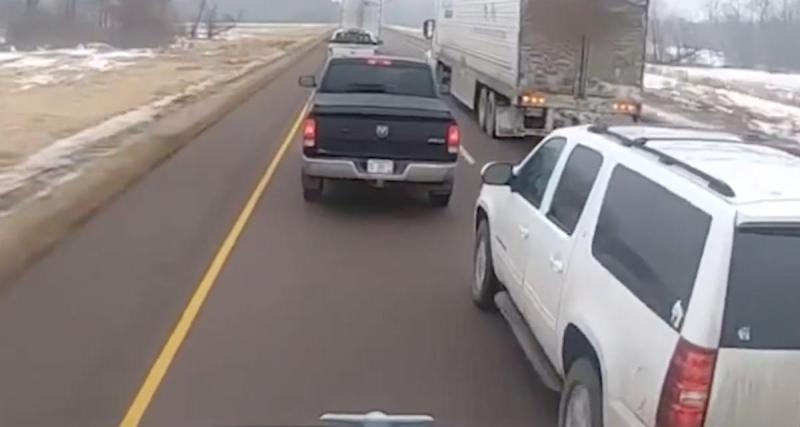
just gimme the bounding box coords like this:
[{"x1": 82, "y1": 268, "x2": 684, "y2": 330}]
[{"x1": 588, "y1": 124, "x2": 737, "y2": 197}]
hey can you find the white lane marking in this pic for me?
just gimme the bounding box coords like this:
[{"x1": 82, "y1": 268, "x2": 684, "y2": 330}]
[{"x1": 460, "y1": 146, "x2": 476, "y2": 165}]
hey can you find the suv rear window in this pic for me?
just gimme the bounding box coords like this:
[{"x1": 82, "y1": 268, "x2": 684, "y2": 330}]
[
  {"x1": 721, "y1": 226, "x2": 800, "y2": 350},
  {"x1": 592, "y1": 165, "x2": 711, "y2": 329},
  {"x1": 320, "y1": 61, "x2": 436, "y2": 98}
]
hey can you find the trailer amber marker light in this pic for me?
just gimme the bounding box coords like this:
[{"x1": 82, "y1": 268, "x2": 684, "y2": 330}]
[
  {"x1": 521, "y1": 94, "x2": 546, "y2": 106},
  {"x1": 613, "y1": 101, "x2": 638, "y2": 114}
]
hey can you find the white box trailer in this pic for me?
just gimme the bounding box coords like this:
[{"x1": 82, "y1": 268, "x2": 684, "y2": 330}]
[
  {"x1": 361, "y1": 0, "x2": 383, "y2": 39},
  {"x1": 340, "y1": 0, "x2": 364, "y2": 30},
  {"x1": 339, "y1": 0, "x2": 383, "y2": 40},
  {"x1": 424, "y1": 0, "x2": 648, "y2": 137}
]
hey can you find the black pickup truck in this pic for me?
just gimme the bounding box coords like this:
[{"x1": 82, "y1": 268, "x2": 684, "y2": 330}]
[{"x1": 298, "y1": 56, "x2": 460, "y2": 207}]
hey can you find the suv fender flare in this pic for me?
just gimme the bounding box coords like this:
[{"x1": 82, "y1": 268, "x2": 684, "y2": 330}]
[{"x1": 557, "y1": 318, "x2": 608, "y2": 395}]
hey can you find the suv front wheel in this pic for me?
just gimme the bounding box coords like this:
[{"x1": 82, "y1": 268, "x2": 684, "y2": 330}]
[
  {"x1": 559, "y1": 358, "x2": 603, "y2": 427},
  {"x1": 473, "y1": 220, "x2": 501, "y2": 310}
]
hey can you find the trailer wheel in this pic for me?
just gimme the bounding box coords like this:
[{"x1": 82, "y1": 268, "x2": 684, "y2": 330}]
[
  {"x1": 486, "y1": 91, "x2": 498, "y2": 138},
  {"x1": 477, "y1": 87, "x2": 488, "y2": 132}
]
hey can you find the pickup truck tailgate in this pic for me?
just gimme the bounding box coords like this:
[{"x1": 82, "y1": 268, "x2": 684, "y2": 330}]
[{"x1": 309, "y1": 94, "x2": 457, "y2": 163}]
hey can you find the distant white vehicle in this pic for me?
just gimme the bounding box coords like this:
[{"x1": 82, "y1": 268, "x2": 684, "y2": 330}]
[
  {"x1": 423, "y1": 0, "x2": 648, "y2": 138},
  {"x1": 328, "y1": 28, "x2": 381, "y2": 58},
  {"x1": 475, "y1": 124, "x2": 800, "y2": 427},
  {"x1": 339, "y1": 0, "x2": 383, "y2": 39}
]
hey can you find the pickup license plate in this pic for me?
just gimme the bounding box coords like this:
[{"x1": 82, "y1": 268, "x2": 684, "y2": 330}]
[{"x1": 367, "y1": 159, "x2": 394, "y2": 175}]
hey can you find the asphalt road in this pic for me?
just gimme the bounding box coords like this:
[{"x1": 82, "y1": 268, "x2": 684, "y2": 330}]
[{"x1": 0, "y1": 30, "x2": 558, "y2": 427}]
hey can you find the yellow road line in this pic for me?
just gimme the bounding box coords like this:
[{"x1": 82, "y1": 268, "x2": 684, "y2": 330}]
[{"x1": 119, "y1": 100, "x2": 310, "y2": 427}]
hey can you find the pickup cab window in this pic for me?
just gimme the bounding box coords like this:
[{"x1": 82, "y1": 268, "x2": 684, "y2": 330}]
[
  {"x1": 320, "y1": 60, "x2": 437, "y2": 98},
  {"x1": 331, "y1": 31, "x2": 375, "y2": 45}
]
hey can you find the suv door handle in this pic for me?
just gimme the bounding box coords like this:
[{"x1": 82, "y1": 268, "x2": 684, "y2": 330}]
[
  {"x1": 549, "y1": 255, "x2": 564, "y2": 274},
  {"x1": 518, "y1": 225, "x2": 530, "y2": 240}
]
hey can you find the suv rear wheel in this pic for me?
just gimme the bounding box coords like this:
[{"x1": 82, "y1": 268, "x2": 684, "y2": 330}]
[
  {"x1": 473, "y1": 220, "x2": 501, "y2": 310},
  {"x1": 559, "y1": 359, "x2": 603, "y2": 427}
]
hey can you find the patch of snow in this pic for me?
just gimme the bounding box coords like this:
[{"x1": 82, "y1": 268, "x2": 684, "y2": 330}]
[
  {"x1": 2, "y1": 55, "x2": 59, "y2": 69},
  {"x1": 0, "y1": 49, "x2": 286, "y2": 214},
  {"x1": 1, "y1": 46, "x2": 155, "y2": 90},
  {"x1": 645, "y1": 71, "x2": 800, "y2": 140},
  {"x1": 642, "y1": 104, "x2": 715, "y2": 129}
]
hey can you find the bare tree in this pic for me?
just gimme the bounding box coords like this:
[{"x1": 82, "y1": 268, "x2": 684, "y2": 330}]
[
  {"x1": 749, "y1": 0, "x2": 774, "y2": 23},
  {"x1": 648, "y1": 0, "x2": 666, "y2": 62},
  {"x1": 204, "y1": 1, "x2": 217, "y2": 39},
  {"x1": 724, "y1": 0, "x2": 747, "y2": 22},
  {"x1": 777, "y1": 0, "x2": 800, "y2": 21},
  {"x1": 25, "y1": 0, "x2": 39, "y2": 13},
  {"x1": 64, "y1": 0, "x2": 78, "y2": 19},
  {"x1": 705, "y1": 0, "x2": 724, "y2": 22},
  {"x1": 190, "y1": 0, "x2": 207, "y2": 38}
]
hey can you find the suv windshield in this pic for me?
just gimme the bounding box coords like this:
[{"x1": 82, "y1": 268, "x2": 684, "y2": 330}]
[
  {"x1": 320, "y1": 61, "x2": 437, "y2": 98},
  {"x1": 722, "y1": 226, "x2": 800, "y2": 350}
]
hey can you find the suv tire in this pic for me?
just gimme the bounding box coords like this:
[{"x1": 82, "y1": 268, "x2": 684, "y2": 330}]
[
  {"x1": 473, "y1": 220, "x2": 502, "y2": 310},
  {"x1": 559, "y1": 358, "x2": 603, "y2": 427}
]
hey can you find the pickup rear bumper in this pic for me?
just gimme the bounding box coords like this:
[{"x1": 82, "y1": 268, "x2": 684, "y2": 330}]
[{"x1": 302, "y1": 156, "x2": 456, "y2": 183}]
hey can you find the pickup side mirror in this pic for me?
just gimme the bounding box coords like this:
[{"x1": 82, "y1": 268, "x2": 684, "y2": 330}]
[
  {"x1": 438, "y1": 83, "x2": 450, "y2": 95},
  {"x1": 298, "y1": 75, "x2": 317, "y2": 88},
  {"x1": 422, "y1": 19, "x2": 436, "y2": 40},
  {"x1": 481, "y1": 162, "x2": 514, "y2": 186}
]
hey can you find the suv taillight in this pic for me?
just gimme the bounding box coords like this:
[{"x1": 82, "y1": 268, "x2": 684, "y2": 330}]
[
  {"x1": 656, "y1": 338, "x2": 718, "y2": 427},
  {"x1": 447, "y1": 123, "x2": 460, "y2": 154},
  {"x1": 302, "y1": 117, "x2": 316, "y2": 148}
]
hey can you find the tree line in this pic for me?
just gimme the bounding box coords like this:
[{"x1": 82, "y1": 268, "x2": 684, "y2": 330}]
[
  {"x1": 0, "y1": 0, "x2": 253, "y2": 49},
  {"x1": 650, "y1": 0, "x2": 800, "y2": 70}
]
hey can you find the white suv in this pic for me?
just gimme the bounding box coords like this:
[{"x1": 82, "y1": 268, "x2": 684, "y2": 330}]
[{"x1": 473, "y1": 125, "x2": 800, "y2": 427}]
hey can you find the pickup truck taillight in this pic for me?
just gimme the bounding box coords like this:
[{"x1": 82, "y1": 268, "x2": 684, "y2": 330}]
[
  {"x1": 447, "y1": 123, "x2": 460, "y2": 154},
  {"x1": 656, "y1": 338, "x2": 718, "y2": 427},
  {"x1": 302, "y1": 117, "x2": 316, "y2": 148}
]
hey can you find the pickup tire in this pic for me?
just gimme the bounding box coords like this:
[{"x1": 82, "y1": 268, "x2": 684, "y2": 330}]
[
  {"x1": 559, "y1": 359, "x2": 603, "y2": 427},
  {"x1": 302, "y1": 172, "x2": 323, "y2": 202},
  {"x1": 428, "y1": 191, "x2": 451, "y2": 208},
  {"x1": 473, "y1": 220, "x2": 501, "y2": 310}
]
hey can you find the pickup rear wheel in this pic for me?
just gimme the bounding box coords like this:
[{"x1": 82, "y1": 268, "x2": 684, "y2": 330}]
[
  {"x1": 473, "y1": 220, "x2": 501, "y2": 311},
  {"x1": 428, "y1": 191, "x2": 451, "y2": 208},
  {"x1": 559, "y1": 359, "x2": 603, "y2": 427},
  {"x1": 302, "y1": 172, "x2": 323, "y2": 202}
]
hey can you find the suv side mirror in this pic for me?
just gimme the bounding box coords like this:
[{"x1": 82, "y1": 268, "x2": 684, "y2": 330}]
[
  {"x1": 422, "y1": 19, "x2": 436, "y2": 40},
  {"x1": 298, "y1": 75, "x2": 317, "y2": 88},
  {"x1": 481, "y1": 162, "x2": 514, "y2": 186}
]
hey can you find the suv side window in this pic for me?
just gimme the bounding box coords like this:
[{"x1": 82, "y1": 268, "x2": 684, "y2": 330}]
[
  {"x1": 592, "y1": 165, "x2": 711, "y2": 329},
  {"x1": 547, "y1": 145, "x2": 603, "y2": 235},
  {"x1": 512, "y1": 137, "x2": 566, "y2": 208}
]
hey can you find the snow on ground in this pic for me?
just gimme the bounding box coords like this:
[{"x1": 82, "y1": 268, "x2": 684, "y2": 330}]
[
  {"x1": 645, "y1": 68, "x2": 800, "y2": 140},
  {"x1": 0, "y1": 24, "x2": 330, "y2": 213},
  {"x1": 0, "y1": 45, "x2": 155, "y2": 90},
  {"x1": 647, "y1": 64, "x2": 800, "y2": 107}
]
